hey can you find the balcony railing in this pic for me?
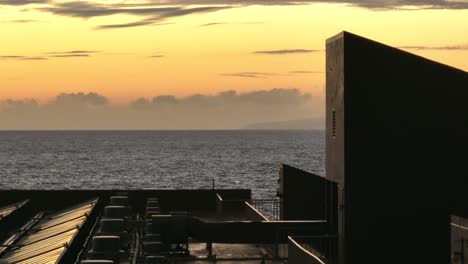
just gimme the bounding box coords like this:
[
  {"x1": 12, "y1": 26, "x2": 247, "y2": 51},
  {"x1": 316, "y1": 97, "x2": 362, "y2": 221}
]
[
  {"x1": 289, "y1": 235, "x2": 338, "y2": 264},
  {"x1": 289, "y1": 236, "x2": 326, "y2": 264},
  {"x1": 250, "y1": 199, "x2": 281, "y2": 221}
]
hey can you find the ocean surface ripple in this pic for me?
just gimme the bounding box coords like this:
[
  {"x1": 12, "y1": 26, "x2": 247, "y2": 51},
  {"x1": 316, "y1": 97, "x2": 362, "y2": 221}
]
[{"x1": 0, "y1": 130, "x2": 324, "y2": 198}]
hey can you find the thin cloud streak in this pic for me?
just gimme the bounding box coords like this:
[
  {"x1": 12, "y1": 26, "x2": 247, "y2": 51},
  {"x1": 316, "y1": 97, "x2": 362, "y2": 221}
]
[
  {"x1": 220, "y1": 72, "x2": 277, "y2": 78},
  {"x1": 0, "y1": 50, "x2": 101, "y2": 61},
  {"x1": 20, "y1": 57, "x2": 49, "y2": 60},
  {"x1": 253, "y1": 49, "x2": 320, "y2": 55},
  {"x1": 0, "y1": 0, "x2": 48, "y2": 5},
  {"x1": 200, "y1": 22, "x2": 228, "y2": 27},
  {"x1": 289, "y1": 70, "x2": 324, "y2": 74},
  {"x1": 221, "y1": 70, "x2": 325, "y2": 78},
  {"x1": 199, "y1": 21, "x2": 263, "y2": 27},
  {"x1": 0, "y1": 55, "x2": 48, "y2": 60},
  {"x1": 96, "y1": 21, "x2": 173, "y2": 29},
  {"x1": 221, "y1": 74, "x2": 266, "y2": 78},
  {"x1": 48, "y1": 54, "x2": 90, "y2": 57},
  {"x1": 0, "y1": 19, "x2": 40, "y2": 23},
  {"x1": 45, "y1": 50, "x2": 99, "y2": 58},
  {"x1": 45, "y1": 50, "x2": 101, "y2": 54},
  {"x1": 399, "y1": 44, "x2": 468, "y2": 51},
  {"x1": 96, "y1": 20, "x2": 156, "y2": 29},
  {"x1": 0, "y1": 56, "x2": 24, "y2": 59}
]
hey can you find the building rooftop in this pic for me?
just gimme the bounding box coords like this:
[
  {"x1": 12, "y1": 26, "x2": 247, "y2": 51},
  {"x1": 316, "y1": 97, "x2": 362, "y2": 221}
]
[{"x1": 0, "y1": 189, "x2": 328, "y2": 264}]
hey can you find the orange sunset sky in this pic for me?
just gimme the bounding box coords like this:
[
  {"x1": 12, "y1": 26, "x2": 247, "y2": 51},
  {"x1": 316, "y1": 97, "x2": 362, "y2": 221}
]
[{"x1": 0, "y1": 0, "x2": 467, "y2": 129}]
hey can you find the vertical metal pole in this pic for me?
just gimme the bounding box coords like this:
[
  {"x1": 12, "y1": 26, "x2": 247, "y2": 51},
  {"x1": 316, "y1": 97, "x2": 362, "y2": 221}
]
[
  {"x1": 207, "y1": 242, "x2": 213, "y2": 258},
  {"x1": 275, "y1": 230, "x2": 279, "y2": 258},
  {"x1": 462, "y1": 238, "x2": 464, "y2": 264}
]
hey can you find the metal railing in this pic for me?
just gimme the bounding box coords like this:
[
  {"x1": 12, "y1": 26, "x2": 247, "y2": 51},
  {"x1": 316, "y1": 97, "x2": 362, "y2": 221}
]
[
  {"x1": 289, "y1": 236, "x2": 326, "y2": 264},
  {"x1": 290, "y1": 235, "x2": 338, "y2": 264},
  {"x1": 250, "y1": 199, "x2": 281, "y2": 221}
]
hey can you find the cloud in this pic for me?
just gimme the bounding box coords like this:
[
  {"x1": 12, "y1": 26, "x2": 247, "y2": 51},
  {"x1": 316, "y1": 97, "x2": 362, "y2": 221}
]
[
  {"x1": 37, "y1": 2, "x2": 177, "y2": 18},
  {"x1": 45, "y1": 50, "x2": 101, "y2": 54},
  {"x1": 48, "y1": 54, "x2": 90, "y2": 57},
  {"x1": 253, "y1": 49, "x2": 320, "y2": 55},
  {"x1": 129, "y1": 98, "x2": 153, "y2": 110},
  {"x1": 20, "y1": 57, "x2": 49, "y2": 60},
  {"x1": 0, "y1": 51, "x2": 102, "y2": 61},
  {"x1": 5, "y1": 1, "x2": 463, "y2": 32},
  {"x1": 221, "y1": 71, "x2": 324, "y2": 78},
  {"x1": 398, "y1": 44, "x2": 468, "y2": 50},
  {"x1": 289, "y1": 70, "x2": 324, "y2": 74},
  {"x1": 37, "y1": 2, "x2": 230, "y2": 29},
  {"x1": 237, "y1": 89, "x2": 311, "y2": 104},
  {"x1": 0, "y1": 55, "x2": 48, "y2": 60},
  {"x1": 46, "y1": 50, "x2": 100, "y2": 58},
  {"x1": 0, "y1": 99, "x2": 38, "y2": 112},
  {"x1": 0, "y1": 19, "x2": 40, "y2": 23},
  {"x1": 96, "y1": 20, "x2": 155, "y2": 29},
  {"x1": 45, "y1": 92, "x2": 108, "y2": 109},
  {"x1": 157, "y1": 6, "x2": 229, "y2": 19},
  {"x1": 4, "y1": 0, "x2": 468, "y2": 10},
  {"x1": 96, "y1": 21, "x2": 172, "y2": 29},
  {"x1": 39, "y1": 2, "x2": 230, "y2": 19},
  {"x1": 199, "y1": 21, "x2": 263, "y2": 27},
  {"x1": 220, "y1": 72, "x2": 276, "y2": 78},
  {"x1": 132, "y1": 88, "x2": 311, "y2": 108},
  {"x1": 200, "y1": 22, "x2": 228, "y2": 27},
  {"x1": 152, "y1": 95, "x2": 179, "y2": 104},
  {"x1": 141, "y1": 0, "x2": 468, "y2": 10},
  {"x1": 0, "y1": 56, "x2": 24, "y2": 59},
  {"x1": 0, "y1": 89, "x2": 321, "y2": 130},
  {"x1": 0, "y1": 0, "x2": 48, "y2": 5}
]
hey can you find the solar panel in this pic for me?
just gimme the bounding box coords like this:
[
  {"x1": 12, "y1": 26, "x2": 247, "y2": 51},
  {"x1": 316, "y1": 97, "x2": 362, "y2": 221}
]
[
  {"x1": 13, "y1": 246, "x2": 66, "y2": 264},
  {"x1": 0, "y1": 199, "x2": 97, "y2": 264},
  {"x1": 0, "y1": 200, "x2": 28, "y2": 219}
]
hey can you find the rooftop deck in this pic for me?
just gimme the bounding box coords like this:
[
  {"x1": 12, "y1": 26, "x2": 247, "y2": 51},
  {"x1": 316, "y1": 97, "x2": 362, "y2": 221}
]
[{"x1": 0, "y1": 190, "x2": 329, "y2": 264}]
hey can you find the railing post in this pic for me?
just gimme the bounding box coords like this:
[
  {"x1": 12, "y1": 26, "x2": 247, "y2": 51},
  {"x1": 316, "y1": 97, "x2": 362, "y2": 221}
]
[
  {"x1": 206, "y1": 241, "x2": 213, "y2": 258},
  {"x1": 275, "y1": 230, "x2": 279, "y2": 258},
  {"x1": 462, "y1": 238, "x2": 465, "y2": 264}
]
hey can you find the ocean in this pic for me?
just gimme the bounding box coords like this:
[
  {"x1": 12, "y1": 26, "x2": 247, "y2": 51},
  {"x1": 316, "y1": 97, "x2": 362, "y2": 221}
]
[{"x1": 0, "y1": 130, "x2": 325, "y2": 198}]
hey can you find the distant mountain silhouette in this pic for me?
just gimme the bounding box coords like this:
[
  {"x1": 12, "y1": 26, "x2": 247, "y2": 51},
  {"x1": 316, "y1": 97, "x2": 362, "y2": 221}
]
[{"x1": 243, "y1": 118, "x2": 324, "y2": 130}]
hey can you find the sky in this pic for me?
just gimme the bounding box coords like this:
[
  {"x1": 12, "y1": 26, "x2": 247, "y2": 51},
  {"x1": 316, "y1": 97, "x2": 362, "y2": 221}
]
[{"x1": 0, "y1": 0, "x2": 467, "y2": 129}]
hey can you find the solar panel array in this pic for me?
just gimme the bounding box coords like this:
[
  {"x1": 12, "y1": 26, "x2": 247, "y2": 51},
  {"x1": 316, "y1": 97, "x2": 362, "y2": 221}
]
[
  {"x1": 0, "y1": 200, "x2": 28, "y2": 220},
  {"x1": 0, "y1": 199, "x2": 97, "y2": 264}
]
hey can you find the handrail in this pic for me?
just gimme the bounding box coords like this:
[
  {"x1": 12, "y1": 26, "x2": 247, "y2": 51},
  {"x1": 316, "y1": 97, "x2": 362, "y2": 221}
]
[
  {"x1": 245, "y1": 201, "x2": 270, "y2": 221},
  {"x1": 249, "y1": 199, "x2": 280, "y2": 221},
  {"x1": 288, "y1": 236, "x2": 325, "y2": 264}
]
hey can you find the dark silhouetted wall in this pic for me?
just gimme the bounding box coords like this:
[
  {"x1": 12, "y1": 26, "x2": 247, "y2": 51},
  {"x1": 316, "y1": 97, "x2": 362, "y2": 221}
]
[
  {"x1": 279, "y1": 164, "x2": 337, "y2": 232},
  {"x1": 326, "y1": 32, "x2": 468, "y2": 264}
]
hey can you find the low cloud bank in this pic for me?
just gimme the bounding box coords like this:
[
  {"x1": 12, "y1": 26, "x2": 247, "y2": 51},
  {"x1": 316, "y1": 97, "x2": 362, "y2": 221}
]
[{"x1": 0, "y1": 89, "x2": 323, "y2": 130}]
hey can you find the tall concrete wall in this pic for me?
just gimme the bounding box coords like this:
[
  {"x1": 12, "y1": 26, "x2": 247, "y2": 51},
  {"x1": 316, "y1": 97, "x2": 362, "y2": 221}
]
[{"x1": 326, "y1": 31, "x2": 468, "y2": 264}]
